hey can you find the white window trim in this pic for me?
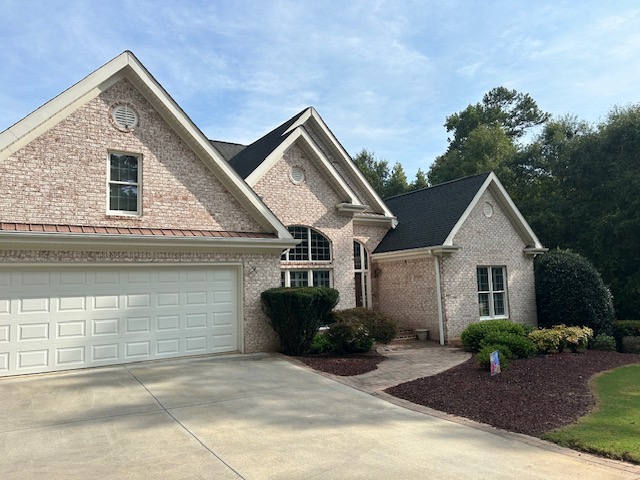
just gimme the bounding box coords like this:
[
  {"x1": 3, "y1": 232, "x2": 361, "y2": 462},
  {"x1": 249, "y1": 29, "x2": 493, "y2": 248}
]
[
  {"x1": 354, "y1": 241, "x2": 371, "y2": 308},
  {"x1": 477, "y1": 265, "x2": 509, "y2": 320},
  {"x1": 281, "y1": 269, "x2": 333, "y2": 288},
  {"x1": 107, "y1": 151, "x2": 142, "y2": 216}
]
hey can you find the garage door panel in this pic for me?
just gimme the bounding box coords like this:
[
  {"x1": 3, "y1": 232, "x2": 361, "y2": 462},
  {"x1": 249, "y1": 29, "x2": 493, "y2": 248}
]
[
  {"x1": 0, "y1": 266, "x2": 240, "y2": 376},
  {"x1": 57, "y1": 320, "x2": 86, "y2": 339}
]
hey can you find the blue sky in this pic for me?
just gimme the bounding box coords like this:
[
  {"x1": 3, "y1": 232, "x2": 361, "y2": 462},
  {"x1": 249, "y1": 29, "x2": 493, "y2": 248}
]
[{"x1": 2, "y1": 1, "x2": 640, "y2": 178}]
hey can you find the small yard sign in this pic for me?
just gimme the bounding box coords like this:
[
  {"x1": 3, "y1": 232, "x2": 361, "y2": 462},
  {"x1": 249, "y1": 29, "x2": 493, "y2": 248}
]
[{"x1": 490, "y1": 350, "x2": 501, "y2": 376}]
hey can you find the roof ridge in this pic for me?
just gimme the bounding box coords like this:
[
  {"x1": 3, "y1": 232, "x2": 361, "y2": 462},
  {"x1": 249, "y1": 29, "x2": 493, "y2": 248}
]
[{"x1": 384, "y1": 171, "x2": 492, "y2": 201}]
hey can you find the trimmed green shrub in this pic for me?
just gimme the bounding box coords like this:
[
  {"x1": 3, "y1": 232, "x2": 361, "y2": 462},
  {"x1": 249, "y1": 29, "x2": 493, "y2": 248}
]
[
  {"x1": 622, "y1": 336, "x2": 640, "y2": 354},
  {"x1": 330, "y1": 308, "x2": 397, "y2": 344},
  {"x1": 612, "y1": 320, "x2": 640, "y2": 351},
  {"x1": 589, "y1": 334, "x2": 617, "y2": 351},
  {"x1": 261, "y1": 287, "x2": 339, "y2": 355},
  {"x1": 306, "y1": 332, "x2": 335, "y2": 354},
  {"x1": 460, "y1": 320, "x2": 526, "y2": 352},
  {"x1": 476, "y1": 344, "x2": 510, "y2": 371},
  {"x1": 535, "y1": 250, "x2": 615, "y2": 335},
  {"x1": 480, "y1": 331, "x2": 536, "y2": 359},
  {"x1": 326, "y1": 322, "x2": 373, "y2": 353}
]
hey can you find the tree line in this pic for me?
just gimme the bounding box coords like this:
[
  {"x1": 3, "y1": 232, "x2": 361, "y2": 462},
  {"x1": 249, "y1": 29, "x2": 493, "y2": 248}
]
[{"x1": 354, "y1": 87, "x2": 640, "y2": 319}]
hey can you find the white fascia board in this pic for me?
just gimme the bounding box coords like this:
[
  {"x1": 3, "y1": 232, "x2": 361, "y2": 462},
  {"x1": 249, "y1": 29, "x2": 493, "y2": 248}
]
[
  {"x1": 443, "y1": 172, "x2": 544, "y2": 249},
  {"x1": 0, "y1": 231, "x2": 298, "y2": 254},
  {"x1": 245, "y1": 127, "x2": 362, "y2": 205},
  {"x1": 120, "y1": 55, "x2": 292, "y2": 240},
  {"x1": 487, "y1": 174, "x2": 545, "y2": 249},
  {"x1": 353, "y1": 214, "x2": 398, "y2": 228},
  {"x1": 304, "y1": 108, "x2": 395, "y2": 218},
  {"x1": 372, "y1": 245, "x2": 460, "y2": 262},
  {"x1": 0, "y1": 51, "x2": 291, "y2": 241},
  {"x1": 442, "y1": 175, "x2": 493, "y2": 246},
  {"x1": 0, "y1": 53, "x2": 130, "y2": 160}
]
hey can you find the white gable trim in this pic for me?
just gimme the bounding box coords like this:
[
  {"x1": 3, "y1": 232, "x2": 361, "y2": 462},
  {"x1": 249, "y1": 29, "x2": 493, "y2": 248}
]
[
  {"x1": 443, "y1": 172, "x2": 544, "y2": 249},
  {"x1": 285, "y1": 107, "x2": 395, "y2": 220},
  {"x1": 0, "y1": 51, "x2": 292, "y2": 241},
  {"x1": 245, "y1": 126, "x2": 363, "y2": 205}
]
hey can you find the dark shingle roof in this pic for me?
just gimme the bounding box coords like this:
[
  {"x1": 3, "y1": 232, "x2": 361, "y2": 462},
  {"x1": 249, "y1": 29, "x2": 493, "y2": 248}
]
[
  {"x1": 210, "y1": 141, "x2": 246, "y2": 162},
  {"x1": 224, "y1": 109, "x2": 309, "y2": 179},
  {"x1": 374, "y1": 172, "x2": 491, "y2": 253}
]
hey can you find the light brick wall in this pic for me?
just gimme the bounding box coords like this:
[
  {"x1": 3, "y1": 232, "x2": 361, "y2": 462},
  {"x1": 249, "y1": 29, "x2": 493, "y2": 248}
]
[
  {"x1": 0, "y1": 249, "x2": 282, "y2": 352},
  {"x1": 373, "y1": 256, "x2": 440, "y2": 337},
  {"x1": 441, "y1": 189, "x2": 538, "y2": 342},
  {"x1": 0, "y1": 79, "x2": 262, "y2": 233},
  {"x1": 305, "y1": 126, "x2": 377, "y2": 212},
  {"x1": 252, "y1": 143, "x2": 389, "y2": 310}
]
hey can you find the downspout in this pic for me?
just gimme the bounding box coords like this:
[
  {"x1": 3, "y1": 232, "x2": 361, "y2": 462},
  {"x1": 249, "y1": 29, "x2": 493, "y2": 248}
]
[{"x1": 434, "y1": 254, "x2": 445, "y2": 345}]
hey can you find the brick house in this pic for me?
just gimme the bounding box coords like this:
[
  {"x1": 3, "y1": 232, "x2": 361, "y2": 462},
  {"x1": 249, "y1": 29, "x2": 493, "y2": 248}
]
[{"x1": 0, "y1": 51, "x2": 543, "y2": 376}]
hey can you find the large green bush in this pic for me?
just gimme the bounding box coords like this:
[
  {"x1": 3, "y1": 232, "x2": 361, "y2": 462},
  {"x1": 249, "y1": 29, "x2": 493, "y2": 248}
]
[
  {"x1": 535, "y1": 250, "x2": 615, "y2": 335},
  {"x1": 460, "y1": 320, "x2": 526, "y2": 352},
  {"x1": 480, "y1": 331, "x2": 536, "y2": 359},
  {"x1": 330, "y1": 308, "x2": 397, "y2": 344},
  {"x1": 261, "y1": 287, "x2": 339, "y2": 355}
]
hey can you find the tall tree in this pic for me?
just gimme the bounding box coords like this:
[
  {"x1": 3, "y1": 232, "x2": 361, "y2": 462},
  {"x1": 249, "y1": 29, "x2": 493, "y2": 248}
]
[
  {"x1": 429, "y1": 87, "x2": 549, "y2": 186},
  {"x1": 353, "y1": 149, "x2": 389, "y2": 196},
  {"x1": 386, "y1": 163, "x2": 410, "y2": 198},
  {"x1": 411, "y1": 168, "x2": 429, "y2": 190}
]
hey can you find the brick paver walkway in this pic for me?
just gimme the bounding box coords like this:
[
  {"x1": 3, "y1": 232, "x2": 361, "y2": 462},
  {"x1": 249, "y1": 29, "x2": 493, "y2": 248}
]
[{"x1": 327, "y1": 340, "x2": 471, "y2": 393}]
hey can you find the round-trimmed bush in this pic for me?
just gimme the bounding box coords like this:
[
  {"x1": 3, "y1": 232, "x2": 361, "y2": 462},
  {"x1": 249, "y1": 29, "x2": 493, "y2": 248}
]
[
  {"x1": 480, "y1": 331, "x2": 537, "y2": 359},
  {"x1": 261, "y1": 287, "x2": 339, "y2": 355},
  {"x1": 476, "y1": 344, "x2": 511, "y2": 371},
  {"x1": 535, "y1": 250, "x2": 615, "y2": 335},
  {"x1": 461, "y1": 320, "x2": 526, "y2": 352}
]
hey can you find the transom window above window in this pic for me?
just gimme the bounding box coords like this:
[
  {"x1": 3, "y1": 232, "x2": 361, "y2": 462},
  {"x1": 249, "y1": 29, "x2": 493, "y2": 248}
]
[
  {"x1": 477, "y1": 266, "x2": 508, "y2": 319},
  {"x1": 281, "y1": 226, "x2": 331, "y2": 262},
  {"x1": 108, "y1": 152, "x2": 140, "y2": 215}
]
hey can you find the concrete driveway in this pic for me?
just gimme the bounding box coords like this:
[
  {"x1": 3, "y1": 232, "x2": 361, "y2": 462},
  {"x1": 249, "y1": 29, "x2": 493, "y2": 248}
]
[{"x1": 1, "y1": 354, "x2": 638, "y2": 480}]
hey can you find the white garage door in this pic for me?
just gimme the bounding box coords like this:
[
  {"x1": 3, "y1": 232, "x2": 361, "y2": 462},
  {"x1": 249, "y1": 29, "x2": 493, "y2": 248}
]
[{"x1": 0, "y1": 265, "x2": 240, "y2": 377}]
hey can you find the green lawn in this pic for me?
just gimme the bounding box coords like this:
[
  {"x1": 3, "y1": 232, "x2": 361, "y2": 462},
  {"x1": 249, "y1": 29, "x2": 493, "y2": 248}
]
[{"x1": 543, "y1": 364, "x2": 640, "y2": 463}]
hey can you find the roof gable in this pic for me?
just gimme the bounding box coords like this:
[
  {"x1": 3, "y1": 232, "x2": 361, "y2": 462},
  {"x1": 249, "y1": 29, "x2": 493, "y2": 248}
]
[
  {"x1": 224, "y1": 107, "x2": 395, "y2": 221},
  {"x1": 374, "y1": 172, "x2": 544, "y2": 255},
  {"x1": 0, "y1": 51, "x2": 292, "y2": 240}
]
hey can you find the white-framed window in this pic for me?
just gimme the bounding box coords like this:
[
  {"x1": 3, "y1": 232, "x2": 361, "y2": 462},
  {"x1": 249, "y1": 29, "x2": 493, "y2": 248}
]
[
  {"x1": 281, "y1": 226, "x2": 332, "y2": 288},
  {"x1": 281, "y1": 269, "x2": 332, "y2": 287},
  {"x1": 354, "y1": 241, "x2": 371, "y2": 308},
  {"x1": 477, "y1": 266, "x2": 508, "y2": 319},
  {"x1": 108, "y1": 152, "x2": 141, "y2": 215},
  {"x1": 281, "y1": 226, "x2": 331, "y2": 262}
]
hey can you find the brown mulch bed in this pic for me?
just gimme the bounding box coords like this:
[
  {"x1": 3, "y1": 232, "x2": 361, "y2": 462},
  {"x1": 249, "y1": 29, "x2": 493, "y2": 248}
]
[
  {"x1": 295, "y1": 353, "x2": 385, "y2": 376},
  {"x1": 385, "y1": 350, "x2": 640, "y2": 437}
]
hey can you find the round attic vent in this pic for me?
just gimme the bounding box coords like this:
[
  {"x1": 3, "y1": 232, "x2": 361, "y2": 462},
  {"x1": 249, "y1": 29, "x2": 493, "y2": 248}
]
[
  {"x1": 290, "y1": 166, "x2": 305, "y2": 184},
  {"x1": 111, "y1": 104, "x2": 139, "y2": 130},
  {"x1": 483, "y1": 202, "x2": 494, "y2": 218}
]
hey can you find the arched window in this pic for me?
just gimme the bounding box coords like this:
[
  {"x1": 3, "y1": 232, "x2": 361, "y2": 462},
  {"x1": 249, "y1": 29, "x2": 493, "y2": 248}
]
[
  {"x1": 281, "y1": 226, "x2": 332, "y2": 287},
  {"x1": 354, "y1": 241, "x2": 370, "y2": 307}
]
